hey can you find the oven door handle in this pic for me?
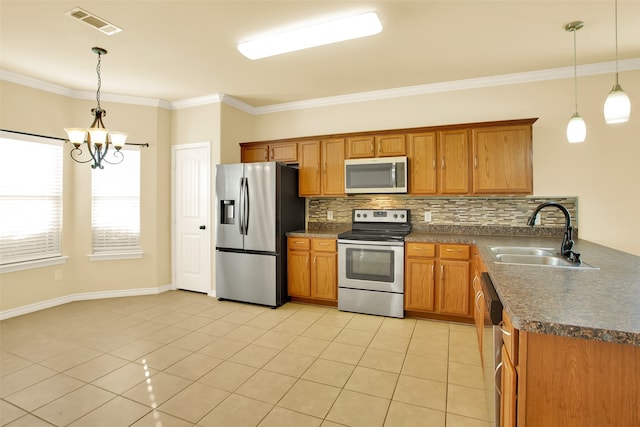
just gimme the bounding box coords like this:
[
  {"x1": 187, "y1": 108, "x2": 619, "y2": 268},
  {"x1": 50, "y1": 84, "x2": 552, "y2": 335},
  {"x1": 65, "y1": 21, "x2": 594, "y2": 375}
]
[{"x1": 338, "y1": 239, "x2": 404, "y2": 247}]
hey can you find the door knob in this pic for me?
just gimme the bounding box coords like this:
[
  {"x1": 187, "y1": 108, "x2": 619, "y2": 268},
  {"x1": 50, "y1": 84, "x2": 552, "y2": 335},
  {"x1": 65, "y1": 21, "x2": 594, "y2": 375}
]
[{"x1": 199, "y1": 225, "x2": 206, "y2": 230}]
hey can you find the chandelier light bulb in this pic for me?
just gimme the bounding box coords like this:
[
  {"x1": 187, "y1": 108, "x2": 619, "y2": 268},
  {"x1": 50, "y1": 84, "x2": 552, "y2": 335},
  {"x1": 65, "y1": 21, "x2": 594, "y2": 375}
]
[
  {"x1": 567, "y1": 112, "x2": 586, "y2": 143},
  {"x1": 64, "y1": 128, "x2": 87, "y2": 148},
  {"x1": 604, "y1": 83, "x2": 631, "y2": 124},
  {"x1": 109, "y1": 131, "x2": 128, "y2": 149}
]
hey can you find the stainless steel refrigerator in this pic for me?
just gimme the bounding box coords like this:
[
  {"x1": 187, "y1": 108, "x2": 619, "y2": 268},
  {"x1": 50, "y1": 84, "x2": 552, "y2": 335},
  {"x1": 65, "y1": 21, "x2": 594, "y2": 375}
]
[{"x1": 215, "y1": 162, "x2": 304, "y2": 307}]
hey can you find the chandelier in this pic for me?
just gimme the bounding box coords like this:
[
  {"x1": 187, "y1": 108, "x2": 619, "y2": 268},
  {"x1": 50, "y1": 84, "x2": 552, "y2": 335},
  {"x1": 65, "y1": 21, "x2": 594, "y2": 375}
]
[{"x1": 64, "y1": 47, "x2": 128, "y2": 169}]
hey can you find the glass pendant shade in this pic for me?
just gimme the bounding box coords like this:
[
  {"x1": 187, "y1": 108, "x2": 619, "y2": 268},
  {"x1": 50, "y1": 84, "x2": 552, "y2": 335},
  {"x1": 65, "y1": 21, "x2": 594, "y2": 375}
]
[
  {"x1": 64, "y1": 128, "x2": 87, "y2": 148},
  {"x1": 109, "y1": 131, "x2": 128, "y2": 149},
  {"x1": 604, "y1": 83, "x2": 631, "y2": 123},
  {"x1": 567, "y1": 112, "x2": 586, "y2": 143},
  {"x1": 88, "y1": 128, "x2": 109, "y2": 146}
]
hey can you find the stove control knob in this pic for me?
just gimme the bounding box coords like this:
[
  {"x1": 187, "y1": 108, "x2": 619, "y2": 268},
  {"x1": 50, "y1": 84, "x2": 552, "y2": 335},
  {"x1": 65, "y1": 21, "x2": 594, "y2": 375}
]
[
  {"x1": 393, "y1": 214, "x2": 398, "y2": 218},
  {"x1": 401, "y1": 214, "x2": 405, "y2": 218},
  {"x1": 363, "y1": 213, "x2": 368, "y2": 218}
]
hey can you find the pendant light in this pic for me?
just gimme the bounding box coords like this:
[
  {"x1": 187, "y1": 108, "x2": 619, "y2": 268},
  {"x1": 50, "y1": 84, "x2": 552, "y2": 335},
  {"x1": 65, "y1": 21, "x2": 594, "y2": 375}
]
[
  {"x1": 566, "y1": 21, "x2": 586, "y2": 143},
  {"x1": 64, "y1": 47, "x2": 128, "y2": 169},
  {"x1": 603, "y1": 0, "x2": 631, "y2": 124}
]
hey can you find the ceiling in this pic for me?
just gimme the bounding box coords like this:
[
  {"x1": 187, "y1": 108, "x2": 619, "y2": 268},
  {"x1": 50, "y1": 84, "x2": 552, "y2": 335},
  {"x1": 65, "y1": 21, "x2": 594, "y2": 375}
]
[{"x1": 1, "y1": 1, "x2": 639, "y2": 108}]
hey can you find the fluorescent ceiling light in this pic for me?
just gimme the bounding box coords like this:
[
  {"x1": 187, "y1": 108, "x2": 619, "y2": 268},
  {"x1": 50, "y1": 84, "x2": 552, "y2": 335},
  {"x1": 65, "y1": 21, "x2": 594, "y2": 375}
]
[{"x1": 238, "y1": 12, "x2": 382, "y2": 60}]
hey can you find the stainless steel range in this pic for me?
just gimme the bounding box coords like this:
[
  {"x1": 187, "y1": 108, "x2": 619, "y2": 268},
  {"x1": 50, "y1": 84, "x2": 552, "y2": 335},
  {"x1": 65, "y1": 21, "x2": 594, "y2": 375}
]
[{"x1": 337, "y1": 209, "x2": 411, "y2": 318}]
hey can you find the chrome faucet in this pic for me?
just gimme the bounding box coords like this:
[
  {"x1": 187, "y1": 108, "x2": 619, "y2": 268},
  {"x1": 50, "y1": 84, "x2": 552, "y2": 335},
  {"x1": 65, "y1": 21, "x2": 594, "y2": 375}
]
[{"x1": 527, "y1": 202, "x2": 581, "y2": 264}]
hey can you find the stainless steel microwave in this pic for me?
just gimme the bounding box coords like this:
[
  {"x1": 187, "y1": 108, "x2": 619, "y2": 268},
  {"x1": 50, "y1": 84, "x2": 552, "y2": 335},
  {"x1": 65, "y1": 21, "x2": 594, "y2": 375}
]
[{"x1": 344, "y1": 156, "x2": 408, "y2": 194}]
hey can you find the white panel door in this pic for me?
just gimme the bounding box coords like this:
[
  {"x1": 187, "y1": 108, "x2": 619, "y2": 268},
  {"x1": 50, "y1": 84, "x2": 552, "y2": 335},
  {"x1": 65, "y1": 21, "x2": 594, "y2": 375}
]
[{"x1": 173, "y1": 143, "x2": 210, "y2": 293}]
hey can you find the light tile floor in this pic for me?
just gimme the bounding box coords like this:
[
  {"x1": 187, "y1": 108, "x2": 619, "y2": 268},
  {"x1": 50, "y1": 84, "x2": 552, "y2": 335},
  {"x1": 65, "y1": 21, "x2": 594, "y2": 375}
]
[{"x1": 0, "y1": 291, "x2": 493, "y2": 426}]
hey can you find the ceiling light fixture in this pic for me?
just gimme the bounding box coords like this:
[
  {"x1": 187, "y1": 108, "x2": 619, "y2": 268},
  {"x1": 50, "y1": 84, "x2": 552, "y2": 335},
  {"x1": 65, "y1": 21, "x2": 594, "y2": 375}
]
[
  {"x1": 237, "y1": 12, "x2": 382, "y2": 60},
  {"x1": 603, "y1": 0, "x2": 631, "y2": 124},
  {"x1": 565, "y1": 21, "x2": 586, "y2": 144},
  {"x1": 65, "y1": 47, "x2": 128, "y2": 169}
]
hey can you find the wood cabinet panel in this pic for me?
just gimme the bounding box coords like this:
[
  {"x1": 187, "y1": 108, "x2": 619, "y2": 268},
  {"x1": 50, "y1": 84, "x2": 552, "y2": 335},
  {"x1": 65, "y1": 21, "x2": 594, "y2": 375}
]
[
  {"x1": 405, "y1": 257, "x2": 436, "y2": 311},
  {"x1": 472, "y1": 125, "x2": 532, "y2": 194},
  {"x1": 519, "y1": 332, "x2": 640, "y2": 427},
  {"x1": 287, "y1": 251, "x2": 310, "y2": 297},
  {"x1": 406, "y1": 242, "x2": 436, "y2": 258},
  {"x1": 322, "y1": 138, "x2": 345, "y2": 195},
  {"x1": 501, "y1": 345, "x2": 517, "y2": 427},
  {"x1": 346, "y1": 136, "x2": 375, "y2": 158},
  {"x1": 270, "y1": 142, "x2": 298, "y2": 163},
  {"x1": 440, "y1": 244, "x2": 470, "y2": 260},
  {"x1": 439, "y1": 130, "x2": 470, "y2": 194},
  {"x1": 298, "y1": 140, "x2": 321, "y2": 196},
  {"x1": 311, "y1": 251, "x2": 337, "y2": 301},
  {"x1": 375, "y1": 133, "x2": 406, "y2": 157},
  {"x1": 241, "y1": 145, "x2": 268, "y2": 163},
  {"x1": 437, "y1": 260, "x2": 470, "y2": 316},
  {"x1": 407, "y1": 132, "x2": 438, "y2": 194}
]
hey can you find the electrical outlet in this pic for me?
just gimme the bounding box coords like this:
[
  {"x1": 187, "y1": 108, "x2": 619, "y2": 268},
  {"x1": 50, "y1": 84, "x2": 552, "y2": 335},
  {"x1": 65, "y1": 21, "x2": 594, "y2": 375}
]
[
  {"x1": 424, "y1": 211, "x2": 432, "y2": 222},
  {"x1": 535, "y1": 213, "x2": 542, "y2": 225},
  {"x1": 54, "y1": 269, "x2": 63, "y2": 280},
  {"x1": 327, "y1": 210, "x2": 334, "y2": 220}
]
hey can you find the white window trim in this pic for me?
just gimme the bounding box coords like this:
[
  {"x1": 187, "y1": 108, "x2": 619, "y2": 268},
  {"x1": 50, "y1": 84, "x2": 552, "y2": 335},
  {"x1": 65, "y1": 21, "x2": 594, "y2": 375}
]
[
  {"x1": 0, "y1": 256, "x2": 68, "y2": 274},
  {"x1": 88, "y1": 251, "x2": 144, "y2": 261}
]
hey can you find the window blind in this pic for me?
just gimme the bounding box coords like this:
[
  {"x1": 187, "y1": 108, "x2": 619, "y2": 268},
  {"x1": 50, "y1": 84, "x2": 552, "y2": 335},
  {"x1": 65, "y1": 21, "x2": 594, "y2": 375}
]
[
  {"x1": 0, "y1": 133, "x2": 63, "y2": 265},
  {"x1": 91, "y1": 149, "x2": 141, "y2": 253}
]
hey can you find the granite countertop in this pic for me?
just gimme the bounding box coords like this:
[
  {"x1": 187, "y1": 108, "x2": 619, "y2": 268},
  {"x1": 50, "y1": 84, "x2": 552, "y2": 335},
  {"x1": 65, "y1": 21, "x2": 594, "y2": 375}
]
[
  {"x1": 288, "y1": 228, "x2": 640, "y2": 346},
  {"x1": 408, "y1": 231, "x2": 640, "y2": 346}
]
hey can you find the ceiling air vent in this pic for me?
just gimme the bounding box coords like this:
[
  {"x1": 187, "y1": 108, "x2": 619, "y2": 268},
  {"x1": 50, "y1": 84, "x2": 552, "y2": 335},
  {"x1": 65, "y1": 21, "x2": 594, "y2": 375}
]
[{"x1": 65, "y1": 8, "x2": 122, "y2": 36}]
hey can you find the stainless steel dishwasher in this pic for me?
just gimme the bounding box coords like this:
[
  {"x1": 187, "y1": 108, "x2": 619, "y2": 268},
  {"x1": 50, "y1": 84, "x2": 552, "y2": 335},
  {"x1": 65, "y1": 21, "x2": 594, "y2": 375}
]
[{"x1": 481, "y1": 272, "x2": 503, "y2": 427}]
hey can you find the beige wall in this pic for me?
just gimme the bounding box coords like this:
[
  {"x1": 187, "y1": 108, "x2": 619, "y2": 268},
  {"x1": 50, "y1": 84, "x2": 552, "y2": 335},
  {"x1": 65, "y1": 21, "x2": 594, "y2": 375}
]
[
  {"x1": 0, "y1": 81, "x2": 172, "y2": 312},
  {"x1": 246, "y1": 71, "x2": 640, "y2": 256}
]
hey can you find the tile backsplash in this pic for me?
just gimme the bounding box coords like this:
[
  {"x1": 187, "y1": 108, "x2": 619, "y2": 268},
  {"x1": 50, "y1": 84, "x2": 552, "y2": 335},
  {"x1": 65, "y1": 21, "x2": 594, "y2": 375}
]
[{"x1": 307, "y1": 196, "x2": 577, "y2": 236}]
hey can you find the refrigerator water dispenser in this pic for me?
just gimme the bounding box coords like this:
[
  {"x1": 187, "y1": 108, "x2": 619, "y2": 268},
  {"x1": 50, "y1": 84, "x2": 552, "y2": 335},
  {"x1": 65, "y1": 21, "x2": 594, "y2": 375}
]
[{"x1": 220, "y1": 200, "x2": 235, "y2": 224}]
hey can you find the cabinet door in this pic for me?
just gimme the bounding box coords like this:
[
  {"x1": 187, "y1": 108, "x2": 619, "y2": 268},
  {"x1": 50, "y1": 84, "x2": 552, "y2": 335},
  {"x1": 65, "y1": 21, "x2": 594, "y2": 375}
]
[
  {"x1": 298, "y1": 140, "x2": 321, "y2": 196},
  {"x1": 241, "y1": 145, "x2": 268, "y2": 163},
  {"x1": 405, "y1": 257, "x2": 436, "y2": 311},
  {"x1": 270, "y1": 142, "x2": 298, "y2": 163},
  {"x1": 407, "y1": 132, "x2": 437, "y2": 194},
  {"x1": 346, "y1": 136, "x2": 375, "y2": 158},
  {"x1": 439, "y1": 129, "x2": 470, "y2": 194},
  {"x1": 437, "y1": 260, "x2": 470, "y2": 316},
  {"x1": 500, "y1": 345, "x2": 517, "y2": 427},
  {"x1": 322, "y1": 138, "x2": 345, "y2": 195},
  {"x1": 287, "y1": 251, "x2": 310, "y2": 297},
  {"x1": 375, "y1": 134, "x2": 406, "y2": 157},
  {"x1": 472, "y1": 125, "x2": 532, "y2": 194},
  {"x1": 311, "y1": 252, "x2": 337, "y2": 301}
]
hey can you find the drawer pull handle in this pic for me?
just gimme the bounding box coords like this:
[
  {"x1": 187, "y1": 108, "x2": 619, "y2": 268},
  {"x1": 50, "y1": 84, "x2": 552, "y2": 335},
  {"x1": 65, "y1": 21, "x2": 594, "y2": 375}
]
[
  {"x1": 498, "y1": 321, "x2": 512, "y2": 336},
  {"x1": 445, "y1": 248, "x2": 463, "y2": 252},
  {"x1": 495, "y1": 361, "x2": 503, "y2": 396}
]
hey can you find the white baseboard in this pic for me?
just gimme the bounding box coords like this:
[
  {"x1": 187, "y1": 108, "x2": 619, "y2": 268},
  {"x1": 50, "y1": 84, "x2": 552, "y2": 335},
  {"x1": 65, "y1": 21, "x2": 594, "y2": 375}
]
[{"x1": 0, "y1": 284, "x2": 173, "y2": 320}]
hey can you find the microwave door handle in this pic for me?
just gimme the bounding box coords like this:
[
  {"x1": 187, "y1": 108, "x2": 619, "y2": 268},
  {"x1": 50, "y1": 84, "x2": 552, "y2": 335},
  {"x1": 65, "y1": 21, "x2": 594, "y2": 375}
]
[{"x1": 391, "y1": 163, "x2": 397, "y2": 187}]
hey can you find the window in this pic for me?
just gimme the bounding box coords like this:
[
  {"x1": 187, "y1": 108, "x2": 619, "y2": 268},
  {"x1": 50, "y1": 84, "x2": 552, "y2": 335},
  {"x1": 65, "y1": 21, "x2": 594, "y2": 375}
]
[
  {"x1": 0, "y1": 131, "x2": 63, "y2": 267},
  {"x1": 91, "y1": 148, "x2": 142, "y2": 258}
]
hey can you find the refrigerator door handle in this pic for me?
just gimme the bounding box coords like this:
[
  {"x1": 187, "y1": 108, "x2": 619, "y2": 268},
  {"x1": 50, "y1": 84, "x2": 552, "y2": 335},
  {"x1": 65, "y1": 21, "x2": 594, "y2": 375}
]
[
  {"x1": 243, "y1": 177, "x2": 250, "y2": 234},
  {"x1": 239, "y1": 177, "x2": 246, "y2": 235}
]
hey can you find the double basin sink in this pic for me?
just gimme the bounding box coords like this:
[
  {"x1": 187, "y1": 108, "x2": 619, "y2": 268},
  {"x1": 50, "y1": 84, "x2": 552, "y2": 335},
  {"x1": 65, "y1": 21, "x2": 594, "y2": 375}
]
[{"x1": 489, "y1": 246, "x2": 598, "y2": 269}]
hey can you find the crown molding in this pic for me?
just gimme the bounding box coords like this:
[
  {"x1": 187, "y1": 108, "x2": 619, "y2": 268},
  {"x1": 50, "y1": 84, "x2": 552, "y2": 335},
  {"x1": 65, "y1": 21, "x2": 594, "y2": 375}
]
[{"x1": 3, "y1": 58, "x2": 639, "y2": 115}]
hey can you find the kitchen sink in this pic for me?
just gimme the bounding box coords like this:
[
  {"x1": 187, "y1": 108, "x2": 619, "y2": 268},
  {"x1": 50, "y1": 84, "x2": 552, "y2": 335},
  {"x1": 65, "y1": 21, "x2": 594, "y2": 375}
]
[
  {"x1": 489, "y1": 246, "x2": 598, "y2": 269},
  {"x1": 489, "y1": 246, "x2": 555, "y2": 256}
]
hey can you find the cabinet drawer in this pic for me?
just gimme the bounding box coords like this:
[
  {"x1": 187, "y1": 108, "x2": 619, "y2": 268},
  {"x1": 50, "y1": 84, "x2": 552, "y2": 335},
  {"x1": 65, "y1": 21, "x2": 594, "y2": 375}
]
[
  {"x1": 440, "y1": 244, "x2": 470, "y2": 260},
  {"x1": 288, "y1": 237, "x2": 310, "y2": 251},
  {"x1": 406, "y1": 243, "x2": 436, "y2": 258},
  {"x1": 501, "y1": 309, "x2": 519, "y2": 365},
  {"x1": 311, "y1": 238, "x2": 336, "y2": 252}
]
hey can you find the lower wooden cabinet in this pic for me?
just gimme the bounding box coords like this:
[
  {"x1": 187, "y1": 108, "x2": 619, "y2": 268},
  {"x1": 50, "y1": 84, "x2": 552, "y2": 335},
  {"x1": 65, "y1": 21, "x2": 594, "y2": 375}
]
[
  {"x1": 405, "y1": 242, "x2": 471, "y2": 320},
  {"x1": 287, "y1": 237, "x2": 337, "y2": 304}
]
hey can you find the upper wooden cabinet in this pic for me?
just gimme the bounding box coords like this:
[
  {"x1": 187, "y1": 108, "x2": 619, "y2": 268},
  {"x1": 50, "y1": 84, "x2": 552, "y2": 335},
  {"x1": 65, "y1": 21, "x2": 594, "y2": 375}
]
[
  {"x1": 439, "y1": 129, "x2": 470, "y2": 195},
  {"x1": 298, "y1": 138, "x2": 345, "y2": 197},
  {"x1": 239, "y1": 118, "x2": 536, "y2": 196},
  {"x1": 472, "y1": 124, "x2": 533, "y2": 194},
  {"x1": 346, "y1": 133, "x2": 406, "y2": 159},
  {"x1": 240, "y1": 142, "x2": 298, "y2": 163}
]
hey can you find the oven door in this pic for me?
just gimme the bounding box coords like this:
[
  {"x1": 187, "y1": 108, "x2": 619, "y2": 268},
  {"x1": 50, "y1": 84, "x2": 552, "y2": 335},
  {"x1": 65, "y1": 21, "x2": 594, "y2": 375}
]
[{"x1": 338, "y1": 240, "x2": 404, "y2": 293}]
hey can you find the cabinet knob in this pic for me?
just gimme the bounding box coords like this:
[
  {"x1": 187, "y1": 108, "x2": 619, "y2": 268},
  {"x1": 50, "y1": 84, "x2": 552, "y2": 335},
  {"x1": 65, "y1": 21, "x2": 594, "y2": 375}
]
[{"x1": 199, "y1": 225, "x2": 206, "y2": 230}]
